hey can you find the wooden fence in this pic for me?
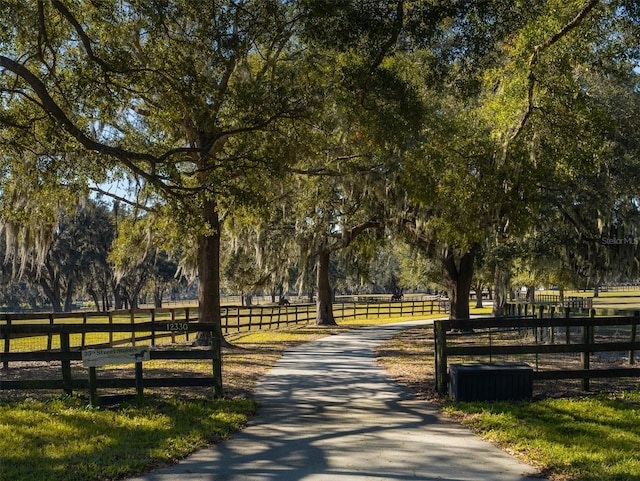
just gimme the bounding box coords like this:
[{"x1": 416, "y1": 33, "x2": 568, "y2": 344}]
[
  {"x1": 508, "y1": 297, "x2": 593, "y2": 311},
  {"x1": 0, "y1": 321, "x2": 222, "y2": 404},
  {"x1": 1, "y1": 298, "x2": 444, "y2": 353},
  {"x1": 220, "y1": 298, "x2": 444, "y2": 331},
  {"x1": 0, "y1": 298, "x2": 443, "y2": 400},
  {"x1": 434, "y1": 314, "x2": 640, "y2": 395}
]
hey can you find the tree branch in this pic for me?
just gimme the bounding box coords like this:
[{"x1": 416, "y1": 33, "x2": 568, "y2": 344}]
[
  {"x1": 89, "y1": 185, "x2": 162, "y2": 213},
  {"x1": 52, "y1": 1, "x2": 101, "y2": 64},
  {"x1": 324, "y1": 220, "x2": 383, "y2": 253},
  {"x1": 401, "y1": 217, "x2": 437, "y2": 258},
  {"x1": 343, "y1": 220, "x2": 383, "y2": 248},
  {"x1": 510, "y1": 0, "x2": 600, "y2": 143},
  {"x1": 51, "y1": 0, "x2": 124, "y2": 74},
  {"x1": 0, "y1": 55, "x2": 181, "y2": 198},
  {"x1": 359, "y1": 1, "x2": 404, "y2": 104}
]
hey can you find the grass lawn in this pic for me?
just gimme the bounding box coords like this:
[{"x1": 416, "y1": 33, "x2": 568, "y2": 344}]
[
  {"x1": 442, "y1": 393, "x2": 640, "y2": 481},
  {"x1": 0, "y1": 396, "x2": 256, "y2": 481}
]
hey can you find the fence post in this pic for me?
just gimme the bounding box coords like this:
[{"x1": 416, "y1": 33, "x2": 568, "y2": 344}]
[
  {"x1": 130, "y1": 310, "x2": 136, "y2": 346},
  {"x1": 630, "y1": 311, "x2": 638, "y2": 365},
  {"x1": 565, "y1": 307, "x2": 571, "y2": 344},
  {"x1": 581, "y1": 311, "x2": 594, "y2": 391},
  {"x1": 81, "y1": 313, "x2": 88, "y2": 347},
  {"x1": 216, "y1": 307, "x2": 224, "y2": 334},
  {"x1": 108, "y1": 311, "x2": 114, "y2": 345},
  {"x1": 2, "y1": 315, "x2": 10, "y2": 370},
  {"x1": 550, "y1": 306, "x2": 556, "y2": 343},
  {"x1": 60, "y1": 332, "x2": 73, "y2": 395},
  {"x1": 135, "y1": 361, "x2": 144, "y2": 405},
  {"x1": 185, "y1": 308, "x2": 190, "y2": 342},
  {"x1": 211, "y1": 332, "x2": 223, "y2": 398},
  {"x1": 150, "y1": 309, "x2": 156, "y2": 347},
  {"x1": 47, "y1": 314, "x2": 54, "y2": 351},
  {"x1": 170, "y1": 309, "x2": 176, "y2": 343},
  {"x1": 535, "y1": 305, "x2": 546, "y2": 368},
  {"x1": 89, "y1": 367, "x2": 98, "y2": 407},
  {"x1": 537, "y1": 305, "x2": 545, "y2": 344},
  {"x1": 434, "y1": 320, "x2": 448, "y2": 396}
]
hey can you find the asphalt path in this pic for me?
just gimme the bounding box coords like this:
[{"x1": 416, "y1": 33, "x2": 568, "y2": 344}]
[{"x1": 126, "y1": 320, "x2": 545, "y2": 481}]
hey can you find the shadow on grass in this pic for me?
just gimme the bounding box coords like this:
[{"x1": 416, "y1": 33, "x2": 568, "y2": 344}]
[
  {"x1": 446, "y1": 394, "x2": 640, "y2": 481},
  {"x1": 0, "y1": 395, "x2": 256, "y2": 481}
]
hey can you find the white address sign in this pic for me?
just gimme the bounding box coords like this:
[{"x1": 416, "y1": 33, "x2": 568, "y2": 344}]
[{"x1": 82, "y1": 346, "x2": 150, "y2": 368}]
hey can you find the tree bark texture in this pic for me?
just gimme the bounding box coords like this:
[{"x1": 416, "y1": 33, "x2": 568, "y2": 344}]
[
  {"x1": 315, "y1": 249, "x2": 337, "y2": 326},
  {"x1": 443, "y1": 247, "x2": 475, "y2": 320},
  {"x1": 39, "y1": 277, "x2": 62, "y2": 312},
  {"x1": 492, "y1": 265, "x2": 510, "y2": 317},
  {"x1": 196, "y1": 200, "x2": 225, "y2": 346},
  {"x1": 474, "y1": 282, "x2": 484, "y2": 309}
]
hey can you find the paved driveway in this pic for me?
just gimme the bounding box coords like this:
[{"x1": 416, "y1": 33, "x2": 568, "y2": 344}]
[{"x1": 126, "y1": 320, "x2": 544, "y2": 481}]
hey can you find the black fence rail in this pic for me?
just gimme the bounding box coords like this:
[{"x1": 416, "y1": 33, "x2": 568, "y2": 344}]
[
  {"x1": 509, "y1": 296, "x2": 593, "y2": 310},
  {"x1": 0, "y1": 307, "x2": 199, "y2": 356},
  {"x1": 434, "y1": 315, "x2": 640, "y2": 396},
  {"x1": 0, "y1": 322, "x2": 222, "y2": 404},
  {"x1": 220, "y1": 299, "x2": 445, "y2": 331}
]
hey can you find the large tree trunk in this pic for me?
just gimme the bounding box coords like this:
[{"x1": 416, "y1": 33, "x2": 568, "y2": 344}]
[
  {"x1": 492, "y1": 265, "x2": 510, "y2": 317},
  {"x1": 443, "y1": 247, "x2": 475, "y2": 320},
  {"x1": 63, "y1": 279, "x2": 75, "y2": 312},
  {"x1": 112, "y1": 281, "x2": 124, "y2": 310},
  {"x1": 192, "y1": 199, "x2": 225, "y2": 397},
  {"x1": 196, "y1": 200, "x2": 225, "y2": 346},
  {"x1": 473, "y1": 282, "x2": 484, "y2": 308},
  {"x1": 315, "y1": 249, "x2": 337, "y2": 326},
  {"x1": 39, "y1": 278, "x2": 62, "y2": 312},
  {"x1": 87, "y1": 287, "x2": 100, "y2": 312},
  {"x1": 154, "y1": 286, "x2": 164, "y2": 308}
]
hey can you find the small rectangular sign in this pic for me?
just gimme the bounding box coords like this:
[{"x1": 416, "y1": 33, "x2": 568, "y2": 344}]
[{"x1": 82, "y1": 346, "x2": 150, "y2": 368}]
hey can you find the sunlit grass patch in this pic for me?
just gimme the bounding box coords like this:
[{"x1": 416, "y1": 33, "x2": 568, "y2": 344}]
[
  {"x1": 0, "y1": 395, "x2": 256, "y2": 481},
  {"x1": 443, "y1": 392, "x2": 640, "y2": 481}
]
